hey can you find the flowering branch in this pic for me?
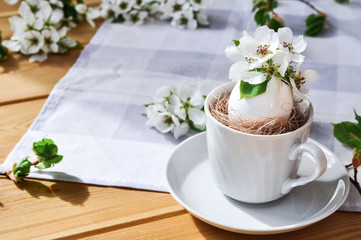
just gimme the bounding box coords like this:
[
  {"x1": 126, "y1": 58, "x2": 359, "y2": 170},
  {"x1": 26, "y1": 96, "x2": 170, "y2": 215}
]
[
  {"x1": 144, "y1": 82, "x2": 206, "y2": 139},
  {"x1": 333, "y1": 110, "x2": 361, "y2": 195},
  {"x1": 252, "y1": 0, "x2": 346, "y2": 36},
  {"x1": 3, "y1": 0, "x2": 100, "y2": 62},
  {"x1": 100, "y1": 0, "x2": 210, "y2": 29}
]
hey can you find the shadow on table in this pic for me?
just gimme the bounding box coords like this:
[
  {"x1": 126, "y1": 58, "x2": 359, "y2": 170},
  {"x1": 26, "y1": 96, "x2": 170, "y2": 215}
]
[
  {"x1": 191, "y1": 214, "x2": 312, "y2": 240},
  {"x1": 15, "y1": 172, "x2": 89, "y2": 206}
]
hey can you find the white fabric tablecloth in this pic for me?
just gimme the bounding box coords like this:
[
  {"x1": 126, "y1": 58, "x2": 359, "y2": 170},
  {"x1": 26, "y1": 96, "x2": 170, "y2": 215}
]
[{"x1": 1, "y1": 0, "x2": 361, "y2": 211}]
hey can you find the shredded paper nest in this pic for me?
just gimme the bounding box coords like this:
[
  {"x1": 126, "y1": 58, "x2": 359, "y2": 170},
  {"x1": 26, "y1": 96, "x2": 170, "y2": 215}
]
[{"x1": 209, "y1": 92, "x2": 310, "y2": 135}]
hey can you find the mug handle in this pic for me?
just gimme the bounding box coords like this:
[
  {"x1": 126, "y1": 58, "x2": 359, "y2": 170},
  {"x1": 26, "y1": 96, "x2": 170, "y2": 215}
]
[{"x1": 281, "y1": 142, "x2": 328, "y2": 194}]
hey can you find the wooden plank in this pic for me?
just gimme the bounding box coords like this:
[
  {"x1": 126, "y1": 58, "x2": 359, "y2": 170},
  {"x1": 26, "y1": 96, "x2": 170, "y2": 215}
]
[
  {"x1": 0, "y1": 176, "x2": 183, "y2": 239},
  {"x1": 79, "y1": 211, "x2": 361, "y2": 240},
  {"x1": 0, "y1": 99, "x2": 45, "y2": 161}
]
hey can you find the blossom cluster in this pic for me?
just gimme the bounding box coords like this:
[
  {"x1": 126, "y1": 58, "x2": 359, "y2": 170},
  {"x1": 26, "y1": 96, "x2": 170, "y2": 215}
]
[
  {"x1": 225, "y1": 25, "x2": 319, "y2": 100},
  {"x1": 3, "y1": 0, "x2": 100, "y2": 62},
  {"x1": 145, "y1": 82, "x2": 206, "y2": 139},
  {"x1": 100, "y1": 0, "x2": 210, "y2": 29}
]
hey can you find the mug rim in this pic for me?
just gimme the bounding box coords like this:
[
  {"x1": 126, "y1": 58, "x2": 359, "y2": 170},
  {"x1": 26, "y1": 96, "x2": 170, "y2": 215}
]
[{"x1": 205, "y1": 82, "x2": 314, "y2": 139}]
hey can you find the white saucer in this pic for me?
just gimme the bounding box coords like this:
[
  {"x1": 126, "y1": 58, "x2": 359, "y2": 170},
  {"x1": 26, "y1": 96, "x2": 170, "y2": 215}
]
[{"x1": 165, "y1": 132, "x2": 350, "y2": 235}]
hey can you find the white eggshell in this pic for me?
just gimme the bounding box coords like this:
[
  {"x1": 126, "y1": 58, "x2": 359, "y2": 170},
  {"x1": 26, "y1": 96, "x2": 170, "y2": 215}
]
[{"x1": 228, "y1": 78, "x2": 293, "y2": 119}]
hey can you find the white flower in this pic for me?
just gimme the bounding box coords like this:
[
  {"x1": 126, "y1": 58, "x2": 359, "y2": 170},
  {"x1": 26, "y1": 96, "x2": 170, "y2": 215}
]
[
  {"x1": 133, "y1": 0, "x2": 146, "y2": 9},
  {"x1": 15, "y1": 2, "x2": 44, "y2": 31},
  {"x1": 85, "y1": 8, "x2": 101, "y2": 27},
  {"x1": 146, "y1": 105, "x2": 189, "y2": 139},
  {"x1": 152, "y1": 85, "x2": 176, "y2": 104},
  {"x1": 290, "y1": 69, "x2": 320, "y2": 100},
  {"x1": 124, "y1": 10, "x2": 148, "y2": 25},
  {"x1": 189, "y1": 0, "x2": 211, "y2": 11},
  {"x1": 37, "y1": 1, "x2": 64, "y2": 25},
  {"x1": 20, "y1": 30, "x2": 44, "y2": 55},
  {"x1": 164, "y1": 0, "x2": 190, "y2": 17},
  {"x1": 116, "y1": 0, "x2": 133, "y2": 13},
  {"x1": 169, "y1": 82, "x2": 205, "y2": 129},
  {"x1": 171, "y1": 10, "x2": 197, "y2": 30},
  {"x1": 41, "y1": 27, "x2": 60, "y2": 53},
  {"x1": 226, "y1": 26, "x2": 279, "y2": 69},
  {"x1": 277, "y1": 27, "x2": 306, "y2": 63},
  {"x1": 146, "y1": 104, "x2": 167, "y2": 126},
  {"x1": 195, "y1": 10, "x2": 209, "y2": 26},
  {"x1": 75, "y1": 4, "x2": 87, "y2": 14}
]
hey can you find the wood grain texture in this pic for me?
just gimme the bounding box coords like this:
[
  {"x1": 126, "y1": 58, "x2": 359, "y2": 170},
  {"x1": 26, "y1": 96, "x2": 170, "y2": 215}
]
[{"x1": 1, "y1": 2, "x2": 361, "y2": 240}]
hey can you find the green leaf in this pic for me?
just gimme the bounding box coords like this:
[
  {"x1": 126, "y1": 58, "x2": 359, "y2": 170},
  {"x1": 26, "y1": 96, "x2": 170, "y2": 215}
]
[
  {"x1": 0, "y1": 45, "x2": 7, "y2": 60},
  {"x1": 271, "y1": 0, "x2": 278, "y2": 9},
  {"x1": 254, "y1": 9, "x2": 270, "y2": 26},
  {"x1": 252, "y1": 0, "x2": 268, "y2": 12},
  {"x1": 12, "y1": 157, "x2": 32, "y2": 182},
  {"x1": 35, "y1": 155, "x2": 63, "y2": 170},
  {"x1": 354, "y1": 109, "x2": 361, "y2": 127},
  {"x1": 269, "y1": 18, "x2": 284, "y2": 32},
  {"x1": 333, "y1": 122, "x2": 361, "y2": 143},
  {"x1": 33, "y1": 138, "x2": 58, "y2": 159},
  {"x1": 239, "y1": 79, "x2": 269, "y2": 99},
  {"x1": 305, "y1": 14, "x2": 326, "y2": 36},
  {"x1": 335, "y1": 0, "x2": 349, "y2": 3},
  {"x1": 233, "y1": 40, "x2": 240, "y2": 47},
  {"x1": 63, "y1": 4, "x2": 79, "y2": 23}
]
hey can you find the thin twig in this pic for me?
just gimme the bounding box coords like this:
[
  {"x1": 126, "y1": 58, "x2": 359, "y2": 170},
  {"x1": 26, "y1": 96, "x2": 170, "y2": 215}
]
[
  {"x1": 269, "y1": 0, "x2": 275, "y2": 14},
  {"x1": 349, "y1": 177, "x2": 361, "y2": 195},
  {"x1": 297, "y1": 0, "x2": 322, "y2": 14}
]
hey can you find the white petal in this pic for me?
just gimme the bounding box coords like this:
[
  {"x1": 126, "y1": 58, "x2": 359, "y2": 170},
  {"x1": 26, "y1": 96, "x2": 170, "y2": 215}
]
[
  {"x1": 292, "y1": 35, "x2": 307, "y2": 53},
  {"x1": 277, "y1": 27, "x2": 293, "y2": 45},
  {"x1": 188, "y1": 108, "x2": 205, "y2": 125},
  {"x1": 50, "y1": 43, "x2": 59, "y2": 52},
  {"x1": 60, "y1": 38, "x2": 77, "y2": 48},
  {"x1": 177, "y1": 82, "x2": 194, "y2": 101},
  {"x1": 238, "y1": 35, "x2": 259, "y2": 59},
  {"x1": 29, "y1": 53, "x2": 48, "y2": 62},
  {"x1": 225, "y1": 45, "x2": 243, "y2": 62},
  {"x1": 229, "y1": 61, "x2": 250, "y2": 82},
  {"x1": 301, "y1": 69, "x2": 320, "y2": 83},
  {"x1": 19, "y1": 2, "x2": 32, "y2": 19},
  {"x1": 75, "y1": 4, "x2": 87, "y2": 14},
  {"x1": 241, "y1": 71, "x2": 267, "y2": 84},
  {"x1": 154, "y1": 113, "x2": 175, "y2": 133},
  {"x1": 173, "y1": 122, "x2": 189, "y2": 139},
  {"x1": 2, "y1": 40, "x2": 21, "y2": 52},
  {"x1": 272, "y1": 51, "x2": 290, "y2": 76},
  {"x1": 189, "y1": 90, "x2": 204, "y2": 107},
  {"x1": 254, "y1": 25, "x2": 270, "y2": 42},
  {"x1": 290, "y1": 78, "x2": 306, "y2": 101},
  {"x1": 50, "y1": 9, "x2": 64, "y2": 24}
]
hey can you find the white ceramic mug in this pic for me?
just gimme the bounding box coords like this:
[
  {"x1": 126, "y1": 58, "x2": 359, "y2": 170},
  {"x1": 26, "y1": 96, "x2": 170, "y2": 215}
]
[{"x1": 205, "y1": 82, "x2": 327, "y2": 203}]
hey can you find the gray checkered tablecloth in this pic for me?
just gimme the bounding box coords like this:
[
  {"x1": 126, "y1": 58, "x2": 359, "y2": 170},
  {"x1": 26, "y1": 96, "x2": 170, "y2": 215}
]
[{"x1": 1, "y1": 0, "x2": 361, "y2": 210}]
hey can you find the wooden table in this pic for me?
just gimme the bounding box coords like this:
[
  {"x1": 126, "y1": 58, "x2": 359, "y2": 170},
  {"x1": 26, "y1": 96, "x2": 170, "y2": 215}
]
[{"x1": 1, "y1": 2, "x2": 360, "y2": 239}]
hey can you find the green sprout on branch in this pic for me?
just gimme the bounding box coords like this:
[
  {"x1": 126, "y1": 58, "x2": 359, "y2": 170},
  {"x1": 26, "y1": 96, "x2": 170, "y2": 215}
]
[
  {"x1": 0, "y1": 31, "x2": 8, "y2": 61},
  {"x1": 333, "y1": 110, "x2": 361, "y2": 194},
  {"x1": 5, "y1": 138, "x2": 63, "y2": 183},
  {"x1": 252, "y1": 0, "x2": 346, "y2": 36}
]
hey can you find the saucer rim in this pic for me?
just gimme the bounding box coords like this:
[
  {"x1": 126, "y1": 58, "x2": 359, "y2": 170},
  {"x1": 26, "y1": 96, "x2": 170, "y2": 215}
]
[{"x1": 165, "y1": 132, "x2": 350, "y2": 235}]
